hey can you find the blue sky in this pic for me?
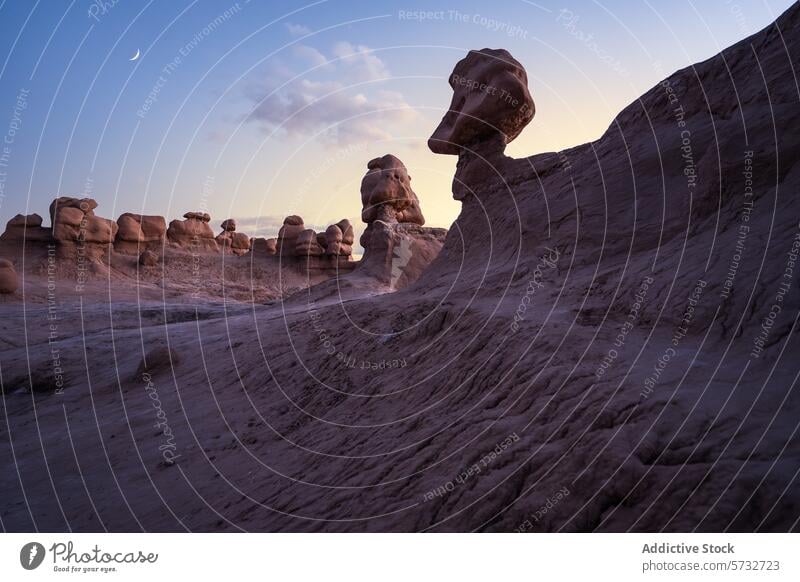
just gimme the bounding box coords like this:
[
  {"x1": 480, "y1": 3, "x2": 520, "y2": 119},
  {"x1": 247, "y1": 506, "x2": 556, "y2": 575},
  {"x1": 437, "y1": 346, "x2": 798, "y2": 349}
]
[{"x1": 0, "y1": 0, "x2": 794, "y2": 236}]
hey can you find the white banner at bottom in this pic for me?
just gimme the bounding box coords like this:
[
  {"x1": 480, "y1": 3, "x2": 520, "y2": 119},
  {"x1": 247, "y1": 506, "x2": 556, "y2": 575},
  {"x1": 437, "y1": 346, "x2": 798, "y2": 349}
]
[{"x1": 0, "y1": 533, "x2": 796, "y2": 581}]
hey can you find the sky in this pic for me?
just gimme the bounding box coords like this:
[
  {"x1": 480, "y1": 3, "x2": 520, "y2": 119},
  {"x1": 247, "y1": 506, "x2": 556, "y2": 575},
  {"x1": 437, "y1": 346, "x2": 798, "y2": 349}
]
[{"x1": 0, "y1": 0, "x2": 795, "y2": 239}]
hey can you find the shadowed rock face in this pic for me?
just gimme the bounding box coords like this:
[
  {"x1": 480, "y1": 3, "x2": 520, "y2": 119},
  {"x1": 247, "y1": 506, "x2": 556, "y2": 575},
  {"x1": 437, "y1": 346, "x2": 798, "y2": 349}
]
[
  {"x1": 0, "y1": 257, "x2": 17, "y2": 293},
  {"x1": 428, "y1": 48, "x2": 534, "y2": 155},
  {"x1": 250, "y1": 237, "x2": 277, "y2": 256},
  {"x1": 358, "y1": 221, "x2": 447, "y2": 288},
  {"x1": 360, "y1": 155, "x2": 425, "y2": 225},
  {"x1": 295, "y1": 229, "x2": 325, "y2": 257}
]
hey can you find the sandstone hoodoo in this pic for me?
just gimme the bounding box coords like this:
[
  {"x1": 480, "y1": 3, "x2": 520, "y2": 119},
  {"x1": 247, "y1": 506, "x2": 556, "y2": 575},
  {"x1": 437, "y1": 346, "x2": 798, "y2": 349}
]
[
  {"x1": 250, "y1": 237, "x2": 277, "y2": 256},
  {"x1": 357, "y1": 155, "x2": 446, "y2": 288},
  {"x1": 360, "y1": 154, "x2": 425, "y2": 225},
  {"x1": 166, "y1": 211, "x2": 218, "y2": 252},
  {"x1": 0, "y1": 258, "x2": 18, "y2": 294},
  {"x1": 277, "y1": 215, "x2": 305, "y2": 256},
  {"x1": 115, "y1": 213, "x2": 166, "y2": 254},
  {"x1": 49, "y1": 196, "x2": 98, "y2": 223},
  {"x1": 50, "y1": 196, "x2": 118, "y2": 260},
  {"x1": 428, "y1": 48, "x2": 534, "y2": 156},
  {"x1": 324, "y1": 219, "x2": 355, "y2": 257},
  {"x1": 270, "y1": 214, "x2": 357, "y2": 273},
  {"x1": 216, "y1": 218, "x2": 251, "y2": 256},
  {"x1": 295, "y1": 229, "x2": 325, "y2": 257},
  {"x1": 429, "y1": 48, "x2": 535, "y2": 202},
  {"x1": 0, "y1": 213, "x2": 51, "y2": 243}
]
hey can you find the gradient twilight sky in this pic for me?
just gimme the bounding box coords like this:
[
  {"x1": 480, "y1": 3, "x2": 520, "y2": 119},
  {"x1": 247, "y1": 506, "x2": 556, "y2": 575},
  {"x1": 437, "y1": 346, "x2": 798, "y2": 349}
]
[{"x1": 0, "y1": 0, "x2": 794, "y2": 238}]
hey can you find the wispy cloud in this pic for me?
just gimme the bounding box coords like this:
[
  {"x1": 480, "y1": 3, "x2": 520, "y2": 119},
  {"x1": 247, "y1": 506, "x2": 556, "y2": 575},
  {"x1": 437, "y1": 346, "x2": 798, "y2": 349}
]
[
  {"x1": 292, "y1": 44, "x2": 329, "y2": 68},
  {"x1": 232, "y1": 215, "x2": 287, "y2": 238},
  {"x1": 244, "y1": 42, "x2": 417, "y2": 145},
  {"x1": 285, "y1": 22, "x2": 311, "y2": 37},
  {"x1": 331, "y1": 41, "x2": 390, "y2": 81}
]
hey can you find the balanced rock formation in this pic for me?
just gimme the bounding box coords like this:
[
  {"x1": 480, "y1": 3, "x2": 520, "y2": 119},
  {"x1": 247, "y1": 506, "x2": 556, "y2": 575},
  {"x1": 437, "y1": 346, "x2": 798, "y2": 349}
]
[
  {"x1": 0, "y1": 258, "x2": 18, "y2": 293},
  {"x1": 357, "y1": 155, "x2": 446, "y2": 287},
  {"x1": 215, "y1": 218, "x2": 250, "y2": 256},
  {"x1": 115, "y1": 213, "x2": 166, "y2": 254},
  {"x1": 166, "y1": 211, "x2": 218, "y2": 252},
  {"x1": 429, "y1": 48, "x2": 534, "y2": 202},
  {"x1": 428, "y1": 48, "x2": 534, "y2": 156},
  {"x1": 0, "y1": 213, "x2": 51, "y2": 243},
  {"x1": 360, "y1": 155, "x2": 424, "y2": 225}
]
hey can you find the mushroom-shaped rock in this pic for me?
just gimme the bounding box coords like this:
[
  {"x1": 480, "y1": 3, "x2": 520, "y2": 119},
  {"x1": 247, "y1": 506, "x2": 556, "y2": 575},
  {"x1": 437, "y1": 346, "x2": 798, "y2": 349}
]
[
  {"x1": 0, "y1": 213, "x2": 51, "y2": 243},
  {"x1": 166, "y1": 212, "x2": 218, "y2": 252},
  {"x1": 295, "y1": 229, "x2": 324, "y2": 257},
  {"x1": 220, "y1": 218, "x2": 236, "y2": 232},
  {"x1": 360, "y1": 155, "x2": 424, "y2": 225},
  {"x1": 0, "y1": 258, "x2": 18, "y2": 294},
  {"x1": 115, "y1": 213, "x2": 166, "y2": 254},
  {"x1": 139, "y1": 249, "x2": 159, "y2": 266},
  {"x1": 428, "y1": 48, "x2": 534, "y2": 155}
]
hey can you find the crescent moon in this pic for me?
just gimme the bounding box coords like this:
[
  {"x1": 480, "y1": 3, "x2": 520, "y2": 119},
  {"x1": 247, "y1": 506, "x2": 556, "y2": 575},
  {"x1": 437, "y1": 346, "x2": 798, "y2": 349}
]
[{"x1": 129, "y1": 49, "x2": 140, "y2": 62}]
